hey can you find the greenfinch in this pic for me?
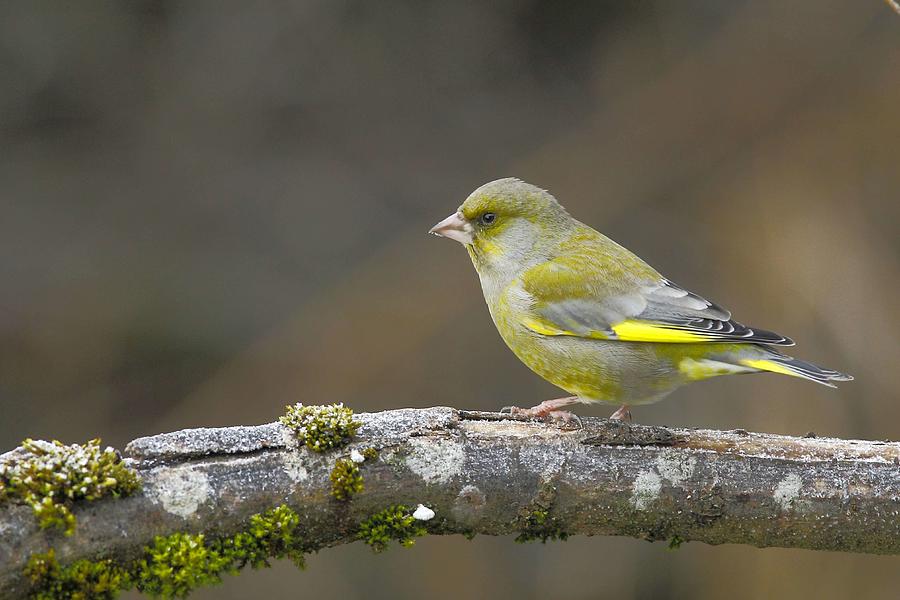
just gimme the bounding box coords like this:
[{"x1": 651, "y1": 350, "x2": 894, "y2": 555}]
[{"x1": 429, "y1": 178, "x2": 851, "y2": 422}]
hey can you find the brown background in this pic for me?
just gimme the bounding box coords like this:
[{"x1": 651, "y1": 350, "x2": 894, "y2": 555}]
[{"x1": 1, "y1": 1, "x2": 899, "y2": 598}]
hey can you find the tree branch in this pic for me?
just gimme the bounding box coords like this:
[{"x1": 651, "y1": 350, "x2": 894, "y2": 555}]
[{"x1": 3, "y1": 407, "x2": 900, "y2": 597}]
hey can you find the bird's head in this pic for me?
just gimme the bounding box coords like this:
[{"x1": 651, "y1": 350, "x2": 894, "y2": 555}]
[{"x1": 429, "y1": 178, "x2": 572, "y2": 271}]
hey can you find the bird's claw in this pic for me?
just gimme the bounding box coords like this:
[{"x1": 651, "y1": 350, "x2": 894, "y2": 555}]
[{"x1": 609, "y1": 405, "x2": 632, "y2": 422}]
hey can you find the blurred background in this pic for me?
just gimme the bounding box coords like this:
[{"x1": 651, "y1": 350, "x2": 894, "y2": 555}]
[{"x1": 2, "y1": 1, "x2": 899, "y2": 598}]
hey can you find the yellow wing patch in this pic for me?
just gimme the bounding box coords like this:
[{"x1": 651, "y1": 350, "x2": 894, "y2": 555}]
[
  {"x1": 523, "y1": 317, "x2": 715, "y2": 342},
  {"x1": 523, "y1": 316, "x2": 739, "y2": 344},
  {"x1": 610, "y1": 320, "x2": 707, "y2": 343}
]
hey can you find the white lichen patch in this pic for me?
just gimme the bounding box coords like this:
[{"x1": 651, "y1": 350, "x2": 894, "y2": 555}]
[
  {"x1": 350, "y1": 449, "x2": 365, "y2": 463},
  {"x1": 656, "y1": 450, "x2": 697, "y2": 487},
  {"x1": 626, "y1": 449, "x2": 696, "y2": 511},
  {"x1": 631, "y1": 469, "x2": 662, "y2": 510},
  {"x1": 773, "y1": 473, "x2": 803, "y2": 511},
  {"x1": 280, "y1": 427, "x2": 302, "y2": 450},
  {"x1": 282, "y1": 453, "x2": 309, "y2": 483},
  {"x1": 148, "y1": 467, "x2": 212, "y2": 518},
  {"x1": 405, "y1": 437, "x2": 465, "y2": 485},
  {"x1": 413, "y1": 504, "x2": 435, "y2": 521}
]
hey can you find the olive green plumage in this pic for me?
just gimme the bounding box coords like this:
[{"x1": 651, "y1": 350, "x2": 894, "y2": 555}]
[{"x1": 430, "y1": 178, "x2": 851, "y2": 413}]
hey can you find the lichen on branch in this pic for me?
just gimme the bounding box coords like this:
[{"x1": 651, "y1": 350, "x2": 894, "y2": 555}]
[
  {"x1": 3, "y1": 407, "x2": 900, "y2": 599},
  {"x1": 0, "y1": 439, "x2": 140, "y2": 535}
]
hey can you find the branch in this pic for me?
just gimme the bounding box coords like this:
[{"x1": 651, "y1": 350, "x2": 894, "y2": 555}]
[{"x1": 2, "y1": 407, "x2": 900, "y2": 597}]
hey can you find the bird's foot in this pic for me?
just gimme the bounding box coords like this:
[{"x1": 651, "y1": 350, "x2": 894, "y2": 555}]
[
  {"x1": 501, "y1": 397, "x2": 582, "y2": 428},
  {"x1": 609, "y1": 405, "x2": 632, "y2": 422}
]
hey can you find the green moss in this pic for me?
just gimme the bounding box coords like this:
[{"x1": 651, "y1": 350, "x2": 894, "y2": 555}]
[
  {"x1": 330, "y1": 458, "x2": 363, "y2": 501},
  {"x1": 667, "y1": 534, "x2": 685, "y2": 550},
  {"x1": 225, "y1": 504, "x2": 306, "y2": 570},
  {"x1": 25, "y1": 505, "x2": 310, "y2": 599},
  {"x1": 361, "y1": 447, "x2": 379, "y2": 461},
  {"x1": 25, "y1": 549, "x2": 132, "y2": 600},
  {"x1": 514, "y1": 509, "x2": 569, "y2": 544},
  {"x1": 0, "y1": 439, "x2": 140, "y2": 535},
  {"x1": 357, "y1": 505, "x2": 427, "y2": 553},
  {"x1": 135, "y1": 533, "x2": 231, "y2": 598},
  {"x1": 279, "y1": 403, "x2": 361, "y2": 452}
]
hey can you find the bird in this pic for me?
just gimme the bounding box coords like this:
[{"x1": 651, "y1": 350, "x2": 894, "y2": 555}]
[{"x1": 429, "y1": 178, "x2": 851, "y2": 423}]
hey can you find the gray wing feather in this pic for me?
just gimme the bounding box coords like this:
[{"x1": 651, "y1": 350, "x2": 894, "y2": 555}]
[
  {"x1": 639, "y1": 280, "x2": 793, "y2": 344},
  {"x1": 539, "y1": 294, "x2": 645, "y2": 337},
  {"x1": 641, "y1": 279, "x2": 732, "y2": 322},
  {"x1": 535, "y1": 278, "x2": 794, "y2": 346}
]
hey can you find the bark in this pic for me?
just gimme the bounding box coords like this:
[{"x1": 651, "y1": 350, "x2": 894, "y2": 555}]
[{"x1": 2, "y1": 408, "x2": 899, "y2": 597}]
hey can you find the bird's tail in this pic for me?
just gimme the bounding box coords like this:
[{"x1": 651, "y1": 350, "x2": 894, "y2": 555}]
[{"x1": 738, "y1": 352, "x2": 853, "y2": 388}]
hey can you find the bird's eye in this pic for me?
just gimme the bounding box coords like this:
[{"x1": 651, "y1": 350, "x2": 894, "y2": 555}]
[{"x1": 480, "y1": 212, "x2": 497, "y2": 225}]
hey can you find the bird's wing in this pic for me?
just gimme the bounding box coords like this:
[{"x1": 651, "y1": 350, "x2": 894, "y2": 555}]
[{"x1": 520, "y1": 254, "x2": 793, "y2": 346}]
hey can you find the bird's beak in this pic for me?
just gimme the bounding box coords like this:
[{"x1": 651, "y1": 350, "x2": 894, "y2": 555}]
[{"x1": 428, "y1": 211, "x2": 474, "y2": 245}]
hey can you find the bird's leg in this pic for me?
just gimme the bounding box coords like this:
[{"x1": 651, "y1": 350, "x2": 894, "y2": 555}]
[
  {"x1": 609, "y1": 405, "x2": 632, "y2": 422},
  {"x1": 502, "y1": 396, "x2": 582, "y2": 427}
]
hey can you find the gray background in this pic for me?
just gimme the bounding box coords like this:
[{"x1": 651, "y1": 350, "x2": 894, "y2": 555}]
[{"x1": 1, "y1": 1, "x2": 898, "y2": 599}]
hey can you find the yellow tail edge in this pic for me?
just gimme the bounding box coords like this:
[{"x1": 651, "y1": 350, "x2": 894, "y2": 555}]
[{"x1": 740, "y1": 358, "x2": 852, "y2": 388}]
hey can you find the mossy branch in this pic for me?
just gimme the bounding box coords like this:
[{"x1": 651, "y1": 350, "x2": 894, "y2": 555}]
[{"x1": 2, "y1": 407, "x2": 900, "y2": 598}]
